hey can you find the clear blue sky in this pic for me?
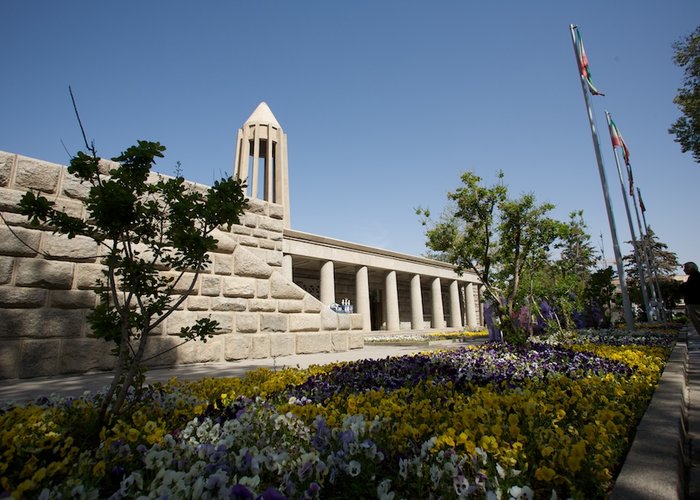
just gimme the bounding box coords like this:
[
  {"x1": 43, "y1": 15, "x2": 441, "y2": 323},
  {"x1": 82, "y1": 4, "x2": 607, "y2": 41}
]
[{"x1": 3, "y1": 1, "x2": 699, "y2": 270}]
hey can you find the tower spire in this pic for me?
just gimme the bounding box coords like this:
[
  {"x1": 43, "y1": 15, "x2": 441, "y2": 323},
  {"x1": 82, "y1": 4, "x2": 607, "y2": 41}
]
[
  {"x1": 233, "y1": 102, "x2": 290, "y2": 227},
  {"x1": 245, "y1": 102, "x2": 281, "y2": 128}
]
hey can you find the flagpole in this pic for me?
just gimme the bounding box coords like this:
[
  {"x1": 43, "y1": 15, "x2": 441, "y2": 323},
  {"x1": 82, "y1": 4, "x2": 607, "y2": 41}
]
[
  {"x1": 605, "y1": 111, "x2": 651, "y2": 321},
  {"x1": 635, "y1": 188, "x2": 668, "y2": 320},
  {"x1": 630, "y1": 186, "x2": 662, "y2": 320},
  {"x1": 569, "y1": 24, "x2": 635, "y2": 332}
]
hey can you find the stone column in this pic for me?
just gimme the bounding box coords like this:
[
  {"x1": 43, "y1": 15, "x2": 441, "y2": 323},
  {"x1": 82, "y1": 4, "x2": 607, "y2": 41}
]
[
  {"x1": 320, "y1": 260, "x2": 335, "y2": 305},
  {"x1": 251, "y1": 125, "x2": 260, "y2": 198},
  {"x1": 449, "y1": 280, "x2": 463, "y2": 328},
  {"x1": 356, "y1": 266, "x2": 371, "y2": 331},
  {"x1": 410, "y1": 274, "x2": 423, "y2": 330},
  {"x1": 466, "y1": 282, "x2": 477, "y2": 328},
  {"x1": 265, "y1": 128, "x2": 273, "y2": 202},
  {"x1": 431, "y1": 277, "x2": 445, "y2": 329},
  {"x1": 282, "y1": 254, "x2": 293, "y2": 282},
  {"x1": 385, "y1": 271, "x2": 400, "y2": 331}
]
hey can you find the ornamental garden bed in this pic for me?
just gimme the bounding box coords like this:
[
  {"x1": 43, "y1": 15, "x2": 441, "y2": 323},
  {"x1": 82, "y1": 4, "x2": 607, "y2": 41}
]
[
  {"x1": 364, "y1": 330, "x2": 488, "y2": 346},
  {"x1": 0, "y1": 329, "x2": 677, "y2": 499}
]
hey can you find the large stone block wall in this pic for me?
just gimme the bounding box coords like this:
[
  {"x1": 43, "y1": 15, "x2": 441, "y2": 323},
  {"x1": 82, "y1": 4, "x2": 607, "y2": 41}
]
[{"x1": 0, "y1": 151, "x2": 363, "y2": 379}]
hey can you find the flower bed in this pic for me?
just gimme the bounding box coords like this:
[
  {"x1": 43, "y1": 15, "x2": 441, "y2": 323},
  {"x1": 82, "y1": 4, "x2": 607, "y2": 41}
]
[
  {"x1": 0, "y1": 330, "x2": 675, "y2": 499},
  {"x1": 364, "y1": 329, "x2": 488, "y2": 345}
]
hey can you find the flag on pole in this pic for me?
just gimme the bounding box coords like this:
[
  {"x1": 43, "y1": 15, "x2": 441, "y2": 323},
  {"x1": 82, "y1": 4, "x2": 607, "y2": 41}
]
[
  {"x1": 637, "y1": 187, "x2": 646, "y2": 212},
  {"x1": 626, "y1": 164, "x2": 634, "y2": 197},
  {"x1": 574, "y1": 27, "x2": 605, "y2": 96},
  {"x1": 607, "y1": 114, "x2": 634, "y2": 195},
  {"x1": 608, "y1": 117, "x2": 631, "y2": 166}
]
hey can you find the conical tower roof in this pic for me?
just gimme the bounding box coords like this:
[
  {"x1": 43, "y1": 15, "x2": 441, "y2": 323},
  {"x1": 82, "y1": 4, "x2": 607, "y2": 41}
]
[{"x1": 244, "y1": 102, "x2": 281, "y2": 127}]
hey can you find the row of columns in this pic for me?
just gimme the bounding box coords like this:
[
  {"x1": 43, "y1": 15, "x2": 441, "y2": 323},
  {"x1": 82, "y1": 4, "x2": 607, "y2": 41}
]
[{"x1": 283, "y1": 256, "x2": 478, "y2": 331}]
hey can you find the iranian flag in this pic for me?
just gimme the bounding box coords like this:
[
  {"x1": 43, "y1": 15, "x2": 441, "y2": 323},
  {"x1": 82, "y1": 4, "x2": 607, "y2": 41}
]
[
  {"x1": 609, "y1": 118, "x2": 631, "y2": 166},
  {"x1": 575, "y1": 28, "x2": 605, "y2": 96}
]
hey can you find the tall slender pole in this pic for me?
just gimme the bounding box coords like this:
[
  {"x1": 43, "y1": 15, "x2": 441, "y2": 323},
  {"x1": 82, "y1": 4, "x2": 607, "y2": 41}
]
[
  {"x1": 569, "y1": 25, "x2": 635, "y2": 331},
  {"x1": 605, "y1": 111, "x2": 651, "y2": 321},
  {"x1": 637, "y1": 190, "x2": 667, "y2": 320},
  {"x1": 630, "y1": 187, "x2": 661, "y2": 319}
]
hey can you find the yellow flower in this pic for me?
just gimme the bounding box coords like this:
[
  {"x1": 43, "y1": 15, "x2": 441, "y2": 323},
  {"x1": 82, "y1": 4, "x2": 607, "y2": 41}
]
[
  {"x1": 127, "y1": 428, "x2": 140, "y2": 443},
  {"x1": 32, "y1": 467, "x2": 46, "y2": 483},
  {"x1": 92, "y1": 460, "x2": 106, "y2": 476},
  {"x1": 553, "y1": 408, "x2": 566, "y2": 424},
  {"x1": 14, "y1": 479, "x2": 36, "y2": 497},
  {"x1": 132, "y1": 410, "x2": 147, "y2": 427},
  {"x1": 480, "y1": 435, "x2": 498, "y2": 453},
  {"x1": 567, "y1": 440, "x2": 586, "y2": 472},
  {"x1": 535, "y1": 466, "x2": 556, "y2": 481}
]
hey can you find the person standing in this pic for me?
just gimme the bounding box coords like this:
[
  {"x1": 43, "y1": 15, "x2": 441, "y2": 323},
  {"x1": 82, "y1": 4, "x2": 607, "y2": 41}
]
[{"x1": 681, "y1": 262, "x2": 700, "y2": 334}]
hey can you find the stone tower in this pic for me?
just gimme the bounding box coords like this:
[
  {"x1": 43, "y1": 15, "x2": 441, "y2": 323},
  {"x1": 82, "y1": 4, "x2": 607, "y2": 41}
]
[{"x1": 233, "y1": 102, "x2": 290, "y2": 227}]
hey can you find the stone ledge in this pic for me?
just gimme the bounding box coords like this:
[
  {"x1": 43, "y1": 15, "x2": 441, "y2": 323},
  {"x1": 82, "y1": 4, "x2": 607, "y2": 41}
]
[{"x1": 611, "y1": 334, "x2": 689, "y2": 499}]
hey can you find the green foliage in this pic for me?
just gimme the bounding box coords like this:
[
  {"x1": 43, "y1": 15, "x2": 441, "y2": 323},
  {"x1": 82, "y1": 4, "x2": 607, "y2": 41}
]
[
  {"x1": 18, "y1": 140, "x2": 248, "y2": 423},
  {"x1": 669, "y1": 25, "x2": 700, "y2": 162},
  {"x1": 623, "y1": 228, "x2": 681, "y2": 313},
  {"x1": 419, "y1": 171, "x2": 585, "y2": 342},
  {"x1": 583, "y1": 266, "x2": 616, "y2": 327},
  {"x1": 520, "y1": 211, "x2": 602, "y2": 331}
]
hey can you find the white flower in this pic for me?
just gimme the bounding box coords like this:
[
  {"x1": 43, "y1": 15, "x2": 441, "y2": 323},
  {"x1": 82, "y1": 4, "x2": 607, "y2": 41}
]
[
  {"x1": 430, "y1": 464, "x2": 441, "y2": 484},
  {"x1": 205, "y1": 470, "x2": 229, "y2": 493},
  {"x1": 398, "y1": 458, "x2": 409, "y2": 479},
  {"x1": 238, "y1": 475, "x2": 261, "y2": 489},
  {"x1": 421, "y1": 437, "x2": 438, "y2": 455},
  {"x1": 164, "y1": 433, "x2": 176, "y2": 447},
  {"x1": 348, "y1": 460, "x2": 362, "y2": 477},
  {"x1": 508, "y1": 485, "x2": 534, "y2": 500},
  {"x1": 454, "y1": 475, "x2": 470, "y2": 497},
  {"x1": 120, "y1": 472, "x2": 143, "y2": 496},
  {"x1": 377, "y1": 478, "x2": 395, "y2": 500},
  {"x1": 497, "y1": 463, "x2": 506, "y2": 479},
  {"x1": 191, "y1": 476, "x2": 205, "y2": 499},
  {"x1": 155, "y1": 485, "x2": 174, "y2": 498}
]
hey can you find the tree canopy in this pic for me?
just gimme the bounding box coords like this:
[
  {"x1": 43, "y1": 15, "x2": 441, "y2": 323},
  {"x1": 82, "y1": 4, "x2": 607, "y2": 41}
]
[
  {"x1": 418, "y1": 171, "x2": 606, "y2": 342},
  {"x1": 623, "y1": 228, "x2": 681, "y2": 314},
  {"x1": 669, "y1": 25, "x2": 700, "y2": 163}
]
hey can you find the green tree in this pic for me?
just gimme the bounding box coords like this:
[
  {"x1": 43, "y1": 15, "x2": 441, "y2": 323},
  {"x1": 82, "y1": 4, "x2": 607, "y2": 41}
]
[
  {"x1": 18, "y1": 141, "x2": 247, "y2": 424},
  {"x1": 623, "y1": 228, "x2": 681, "y2": 314},
  {"x1": 418, "y1": 171, "x2": 564, "y2": 342},
  {"x1": 583, "y1": 266, "x2": 616, "y2": 327},
  {"x1": 557, "y1": 210, "x2": 598, "y2": 279},
  {"x1": 669, "y1": 25, "x2": 700, "y2": 162},
  {"x1": 520, "y1": 211, "x2": 599, "y2": 331}
]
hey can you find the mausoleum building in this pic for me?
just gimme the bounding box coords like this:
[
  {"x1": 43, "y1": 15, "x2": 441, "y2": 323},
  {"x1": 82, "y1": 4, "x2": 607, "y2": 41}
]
[
  {"x1": 0, "y1": 102, "x2": 482, "y2": 379},
  {"x1": 235, "y1": 102, "x2": 482, "y2": 333}
]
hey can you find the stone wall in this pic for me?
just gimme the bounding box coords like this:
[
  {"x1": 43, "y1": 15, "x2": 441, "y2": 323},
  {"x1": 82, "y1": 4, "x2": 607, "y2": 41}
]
[{"x1": 0, "y1": 151, "x2": 363, "y2": 379}]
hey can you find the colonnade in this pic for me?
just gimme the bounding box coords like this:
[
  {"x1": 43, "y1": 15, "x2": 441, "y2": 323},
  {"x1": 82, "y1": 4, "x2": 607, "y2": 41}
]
[{"x1": 283, "y1": 255, "x2": 480, "y2": 332}]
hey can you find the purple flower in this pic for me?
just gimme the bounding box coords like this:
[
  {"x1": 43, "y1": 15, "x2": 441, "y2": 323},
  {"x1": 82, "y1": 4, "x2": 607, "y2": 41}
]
[
  {"x1": 206, "y1": 474, "x2": 225, "y2": 490},
  {"x1": 257, "y1": 487, "x2": 287, "y2": 500},
  {"x1": 229, "y1": 484, "x2": 254, "y2": 499},
  {"x1": 305, "y1": 482, "x2": 321, "y2": 498}
]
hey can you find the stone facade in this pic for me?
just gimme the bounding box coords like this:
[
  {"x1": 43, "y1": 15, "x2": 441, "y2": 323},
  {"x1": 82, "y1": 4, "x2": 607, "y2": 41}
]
[{"x1": 0, "y1": 150, "x2": 363, "y2": 379}]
